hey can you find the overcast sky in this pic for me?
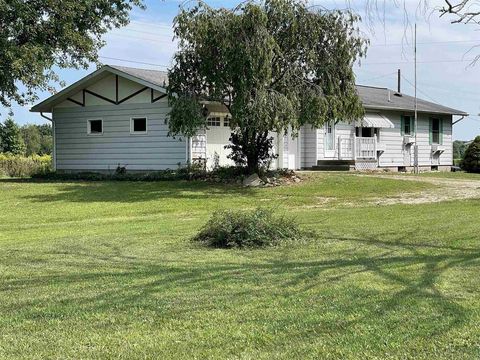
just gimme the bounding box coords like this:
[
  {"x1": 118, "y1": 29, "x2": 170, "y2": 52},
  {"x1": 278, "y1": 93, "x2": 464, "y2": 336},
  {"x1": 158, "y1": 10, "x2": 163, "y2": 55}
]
[{"x1": 3, "y1": 0, "x2": 480, "y2": 140}]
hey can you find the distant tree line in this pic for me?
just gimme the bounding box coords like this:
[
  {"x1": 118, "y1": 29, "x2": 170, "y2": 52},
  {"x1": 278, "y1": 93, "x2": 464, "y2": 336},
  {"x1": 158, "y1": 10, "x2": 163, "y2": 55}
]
[{"x1": 0, "y1": 118, "x2": 52, "y2": 156}]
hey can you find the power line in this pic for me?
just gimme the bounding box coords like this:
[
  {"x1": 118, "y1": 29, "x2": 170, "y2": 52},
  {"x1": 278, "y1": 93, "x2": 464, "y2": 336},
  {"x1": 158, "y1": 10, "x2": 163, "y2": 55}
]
[
  {"x1": 98, "y1": 56, "x2": 169, "y2": 68},
  {"x1": 361, "y1": 71, "x2": 397, "y2": 82},
  {"x1": 400, "y1": 75, "x2": 439, "y2": 103},
  {"x1": 361, "y1": 58, "x2": 480, "y2": 65},
  {"x1": 369, "y1": 39, "x2": 480, "y2": 47}
]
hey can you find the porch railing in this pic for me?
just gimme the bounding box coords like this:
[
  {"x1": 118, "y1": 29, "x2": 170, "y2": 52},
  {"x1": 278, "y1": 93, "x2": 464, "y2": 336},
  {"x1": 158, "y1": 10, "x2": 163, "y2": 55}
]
[{"x1": 338, "y1": 135, "x2": 378, "y2": 160}]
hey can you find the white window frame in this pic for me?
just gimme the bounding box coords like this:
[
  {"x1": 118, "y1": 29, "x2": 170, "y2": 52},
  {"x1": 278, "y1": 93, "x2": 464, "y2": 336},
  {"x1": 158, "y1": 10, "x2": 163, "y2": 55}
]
[
  {"x1": 206, "y1": 116, "x2": 221, "y2": 127},
  {"x1": 130, "y1": 117, "x2": 148, "y2": 135},
  {"x1": 87, "y1": 119, "x2": 103, "y2": 135}
]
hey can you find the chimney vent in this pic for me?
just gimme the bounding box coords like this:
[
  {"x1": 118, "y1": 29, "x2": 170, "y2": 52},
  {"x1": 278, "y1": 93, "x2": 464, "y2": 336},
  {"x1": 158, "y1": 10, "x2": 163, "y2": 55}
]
[{"x1": 397, "y1": 69, "x2": 401, "y2": 94}]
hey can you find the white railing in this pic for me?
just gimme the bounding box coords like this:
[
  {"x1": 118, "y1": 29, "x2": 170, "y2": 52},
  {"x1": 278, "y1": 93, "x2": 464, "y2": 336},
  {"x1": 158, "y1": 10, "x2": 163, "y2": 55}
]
[
  {"x1": 338, "y1": 137, "x2": 354, "y2": 159},
  {"x1": 338, "y1": 135, "x2": 378, "y2": 160},
  {"x1": 356, "y1": 135, "x2": 377, "y2": 159}
]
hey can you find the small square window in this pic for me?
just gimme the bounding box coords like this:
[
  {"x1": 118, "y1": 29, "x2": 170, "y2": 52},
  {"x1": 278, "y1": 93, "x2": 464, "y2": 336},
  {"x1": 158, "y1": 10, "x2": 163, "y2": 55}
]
[
  {"x1": 131, "y1": 117, "x2": 147, "y2": 134},
  {"x1": 88, "y1": 119, "x2": 103, "y2": 134},
  {"x1": 223, "y1": 117, "x2": 230, "y2": 127},
  {"x1": 207, "y1": 117, "x2": 221, "y2": 127}
]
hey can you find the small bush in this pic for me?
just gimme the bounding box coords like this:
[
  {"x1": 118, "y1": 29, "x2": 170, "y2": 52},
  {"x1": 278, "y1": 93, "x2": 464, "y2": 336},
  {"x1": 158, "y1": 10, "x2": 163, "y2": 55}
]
[
  {"x1": 462, "y1": 136, "x2": 480, "y2": 173},
  {"x1": 0, "y1": 153, "x2": 52, "y2": 177},
  {"x1": 193, "y1": 208, "x2": 307, "y2": 248}
]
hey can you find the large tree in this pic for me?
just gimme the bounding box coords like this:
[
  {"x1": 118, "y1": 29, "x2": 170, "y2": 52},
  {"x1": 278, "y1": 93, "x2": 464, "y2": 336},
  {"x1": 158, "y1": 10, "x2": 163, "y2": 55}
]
[
  {"x1": 167, "y1": 0, "x2": 367, "y2": 173},
  {"x1": 0, "y1": 0, "x2": 144, "y2": 109}
]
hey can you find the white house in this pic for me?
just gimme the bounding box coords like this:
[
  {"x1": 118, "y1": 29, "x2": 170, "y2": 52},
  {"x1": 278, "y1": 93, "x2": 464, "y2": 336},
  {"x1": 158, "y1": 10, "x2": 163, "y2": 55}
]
[{"x1": 31, "y1": 65, "x2": 468, "y2": 172}]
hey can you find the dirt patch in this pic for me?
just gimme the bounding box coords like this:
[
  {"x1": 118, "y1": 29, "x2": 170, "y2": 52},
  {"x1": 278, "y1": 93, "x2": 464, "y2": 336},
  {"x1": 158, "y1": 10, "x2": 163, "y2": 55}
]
[{"x1": 364, "y1": 175, "x2": 480, "y2": 205}]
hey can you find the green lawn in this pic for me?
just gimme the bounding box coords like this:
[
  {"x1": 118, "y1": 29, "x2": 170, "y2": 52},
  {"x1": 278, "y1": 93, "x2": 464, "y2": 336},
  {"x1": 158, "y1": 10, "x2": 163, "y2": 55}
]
[{"x1": 1, "y1": 173, "x2": 480, "y2": 359}]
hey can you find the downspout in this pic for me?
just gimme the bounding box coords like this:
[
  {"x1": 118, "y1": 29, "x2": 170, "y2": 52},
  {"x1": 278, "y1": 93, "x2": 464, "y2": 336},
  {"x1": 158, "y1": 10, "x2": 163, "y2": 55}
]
[
  {"x1": 452, "y1": 115, "x2": 465, "y2": 126},
  {"x1": 41, "y1": 112, "x2": 56, "y2": 171}
]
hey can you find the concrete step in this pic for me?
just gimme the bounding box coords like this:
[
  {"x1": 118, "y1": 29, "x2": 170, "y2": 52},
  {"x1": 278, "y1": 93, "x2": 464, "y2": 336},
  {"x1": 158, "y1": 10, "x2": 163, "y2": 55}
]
[
  {"x1": 311, "y1": 165, "x2": 352, "y2": 171},
  {"x1": 316, "y1": 160, "x2": 355, "y2": 166}
]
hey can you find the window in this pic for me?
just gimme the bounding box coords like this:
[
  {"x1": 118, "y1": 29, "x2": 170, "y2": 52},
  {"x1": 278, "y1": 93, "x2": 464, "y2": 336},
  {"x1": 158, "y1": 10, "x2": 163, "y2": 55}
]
[
  {"x1": 403, "y1": 115, "x2": 413, "y2": 135},
  {"x1": 207, "y1": 117, "x2": 221, "y2": 127},
  {"x1": 131, "y1": 117, "x2": 147, "y2": 134},
  {"x1": 88, "y1": 119, "x2": 103, "y2": 135},
  {"x1": 223, "y1": 116, "x2": 230, "y2": 127},
  {"x1": 431, "y1": 118, "x2": 440, "y2": 144}
]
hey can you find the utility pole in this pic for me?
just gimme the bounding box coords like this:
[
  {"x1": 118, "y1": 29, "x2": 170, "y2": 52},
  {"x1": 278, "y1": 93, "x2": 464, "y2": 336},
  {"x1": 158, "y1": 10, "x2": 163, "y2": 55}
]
[{"x1": 414, "y1": 23, "x2": 419, "y2": 174}]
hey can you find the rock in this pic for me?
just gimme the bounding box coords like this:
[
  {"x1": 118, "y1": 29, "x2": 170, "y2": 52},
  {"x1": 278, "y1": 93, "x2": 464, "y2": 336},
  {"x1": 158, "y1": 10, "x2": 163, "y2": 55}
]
[
  {"x1": 242, "y1": 173, "x2": 262, "y2": 187},
  {"x1": 293, "y1": 177, "x2": 301, "y2": 183}
]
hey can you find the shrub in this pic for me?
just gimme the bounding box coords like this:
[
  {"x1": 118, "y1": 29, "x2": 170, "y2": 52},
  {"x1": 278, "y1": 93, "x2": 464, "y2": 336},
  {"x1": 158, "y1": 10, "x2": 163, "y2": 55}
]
[
  {"x1": 193, "y1": 208, "x2": 307, "y2": 248},
  {"x1": 0, "y1": 153, "x2": 52, "y2": 177},
  {"x1": 462, "y1": 136, "x2": 480, "y2": 173}
]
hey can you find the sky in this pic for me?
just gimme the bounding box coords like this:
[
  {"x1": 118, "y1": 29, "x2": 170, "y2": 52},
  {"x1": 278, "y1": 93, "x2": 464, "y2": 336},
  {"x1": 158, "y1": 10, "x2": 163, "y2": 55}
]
[{"x1": 3, "y1": 0, "x2": 480, "y2": 141}]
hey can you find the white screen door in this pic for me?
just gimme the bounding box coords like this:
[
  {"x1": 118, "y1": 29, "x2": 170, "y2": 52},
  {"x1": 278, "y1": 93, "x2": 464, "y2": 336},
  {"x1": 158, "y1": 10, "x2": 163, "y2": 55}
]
[{"x1": 324, "y1": 121, "x2": 335, "y2": 158}]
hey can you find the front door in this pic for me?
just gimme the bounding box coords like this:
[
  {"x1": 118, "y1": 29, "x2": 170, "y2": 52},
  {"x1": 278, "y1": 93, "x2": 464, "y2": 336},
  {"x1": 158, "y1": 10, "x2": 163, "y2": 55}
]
[{"x1": 324, "y1": 121, "x2": 335, "y2": 158}]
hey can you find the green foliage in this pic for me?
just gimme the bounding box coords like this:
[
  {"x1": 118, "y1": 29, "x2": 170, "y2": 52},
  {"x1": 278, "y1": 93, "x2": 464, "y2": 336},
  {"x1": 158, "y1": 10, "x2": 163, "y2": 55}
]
[
  {"x1": 193, "y1": 208, "x2": 306, "y2": 248},
  {"x1": 0, "y1": 118, "x2": 25, "y2": 155},
  {"x1": 0, "y1": 0, "x2": 144, "y2": 108},
  {"x1": 20, "y1": 123, "x2": 52, "y2": 155},
  {"x1": 462, "y1": 136, "x2": 480, "y2": 173},
  {"x1": 0, "y1": 153, "x2": 51, "y2": 177},
  {"x1": 168, "y1": 0, "x2": 367, "y2": 173},
  {"x1": 453, "y1": 140, "x2": 468, "y2": 160},
  {"x1": 1, "y1": 174, "x2": 480, "y2": 358},
  {"x1": 33, "y1": 170, "x2": 192, "y2": 182}
]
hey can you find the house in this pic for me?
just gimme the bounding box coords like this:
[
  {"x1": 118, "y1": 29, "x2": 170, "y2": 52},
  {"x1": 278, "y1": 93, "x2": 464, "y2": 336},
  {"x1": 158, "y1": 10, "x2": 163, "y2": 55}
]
[{"x1": 31, "y1": 65, "x2": 468, "y2": 172}]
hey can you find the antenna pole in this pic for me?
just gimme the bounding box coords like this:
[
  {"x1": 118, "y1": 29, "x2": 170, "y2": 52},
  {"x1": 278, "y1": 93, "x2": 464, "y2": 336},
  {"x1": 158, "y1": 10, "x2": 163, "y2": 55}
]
[{"x1": 414, "y1": 23, "x2": 419, "y2": 174}]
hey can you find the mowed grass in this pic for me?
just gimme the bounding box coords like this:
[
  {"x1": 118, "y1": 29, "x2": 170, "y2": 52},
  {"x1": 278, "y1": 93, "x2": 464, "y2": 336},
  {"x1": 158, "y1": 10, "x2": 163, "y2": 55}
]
[{"x1": 1, "y1": 173, "x2": 480, "y2": 359}]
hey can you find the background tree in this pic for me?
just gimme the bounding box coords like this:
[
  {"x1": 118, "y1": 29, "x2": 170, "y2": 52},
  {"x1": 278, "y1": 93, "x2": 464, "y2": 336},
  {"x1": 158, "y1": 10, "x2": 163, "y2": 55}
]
[
  {"x1": 462, "y1": 136, "x2": 480, "y2": 173},
  {"x1": 453, "y1": 140, "x2": 468, "y2": 160},
  {"x1": 37, "y1": 124, "x2": 53, "y2": 155},
  {"x1": 20, "y1": 124, "x2": 52, "y2": 156},
  {"x1": 167, "y1": 0, "x2": 367, "y2": 173},
  {"x1": 0, "y1": 118, "x2": 25, "y2": 155},
  {"x1": 0, "y1": 0, "x2": 144, "y2": 109},
  {"x1": 21, "y1": 125, "x2": 41, "y2": 156}
]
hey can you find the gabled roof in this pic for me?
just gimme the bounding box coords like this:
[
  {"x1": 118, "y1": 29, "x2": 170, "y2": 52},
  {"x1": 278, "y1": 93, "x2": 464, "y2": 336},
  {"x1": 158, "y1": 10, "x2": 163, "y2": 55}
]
[
  {"x1": 108, "y1": 65, "x2": 168, "y2": 88},
  {"x1": 32, "y1": 65, "x2": 467, "y2": 116},
  {"x1": 31, "y1": 65, "x2": 168, "y2": 113},
  {"x1": 357, "y1": 85, "x2": 468, "y2": 116}
]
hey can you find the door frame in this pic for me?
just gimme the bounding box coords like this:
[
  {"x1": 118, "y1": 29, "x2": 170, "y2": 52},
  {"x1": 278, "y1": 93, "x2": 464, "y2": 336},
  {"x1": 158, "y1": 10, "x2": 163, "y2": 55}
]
[{"x1": 324, "y1": 120, "x2": 336, "y2": 158}]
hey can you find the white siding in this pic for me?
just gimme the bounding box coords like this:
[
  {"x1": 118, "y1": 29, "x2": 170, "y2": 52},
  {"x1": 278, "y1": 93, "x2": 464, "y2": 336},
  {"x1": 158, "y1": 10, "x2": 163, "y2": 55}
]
[
  {"x1": 307, "y1": 111, "x2": 453, "y2": 168},
  {"x1": 53, "y1": 99, "x2": 187, "y2": 171},
  {"x1": 55, "y1": 74, "x2": 164, "y2": 108},
  {"x1": 204, "y1": 123, "x2": 235, "y2": 169},
  {"x1": 302, "y1": 125, "x2": 318, "y2": 168},
  {"x1": 378, "y1": 111, "x2": 453, "y2": 167}
]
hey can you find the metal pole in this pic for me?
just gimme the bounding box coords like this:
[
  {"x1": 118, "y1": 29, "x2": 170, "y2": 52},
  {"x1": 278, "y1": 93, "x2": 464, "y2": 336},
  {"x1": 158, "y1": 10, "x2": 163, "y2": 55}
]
[{"x1": 414, "y1": 23, "x2": 419, "y2": 174}]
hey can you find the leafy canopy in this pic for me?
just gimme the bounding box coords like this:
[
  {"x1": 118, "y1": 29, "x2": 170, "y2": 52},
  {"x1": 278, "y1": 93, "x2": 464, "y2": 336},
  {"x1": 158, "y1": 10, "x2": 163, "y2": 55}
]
[
  {"x1": 21, "y1": 123, "x2": 52, "y2": 156},
  {"x1": 167, "y1": 0, "x2": 367, "y2": 171},
  {"x1": 0, "y1": 0, "x2": 144, "y2": 109},
  {"x1": 462, "y1": 136, "x2": 480, "y2": 173}
]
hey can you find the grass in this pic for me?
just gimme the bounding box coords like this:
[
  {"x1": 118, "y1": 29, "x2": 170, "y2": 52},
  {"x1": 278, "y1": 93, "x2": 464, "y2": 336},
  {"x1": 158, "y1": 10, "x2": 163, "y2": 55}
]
[{"x1": 1, "y1": 173, "x2": 480, "y2": 359}]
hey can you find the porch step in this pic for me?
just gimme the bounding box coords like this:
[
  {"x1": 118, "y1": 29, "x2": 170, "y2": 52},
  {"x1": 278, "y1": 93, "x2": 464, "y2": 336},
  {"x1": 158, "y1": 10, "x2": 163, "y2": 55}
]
[
  {"x1": 311, "y1": 165, "x2": 352, "y2": 171},
  {"x1": 316, "y1": 160, "x2": 355, "y2": 166}
]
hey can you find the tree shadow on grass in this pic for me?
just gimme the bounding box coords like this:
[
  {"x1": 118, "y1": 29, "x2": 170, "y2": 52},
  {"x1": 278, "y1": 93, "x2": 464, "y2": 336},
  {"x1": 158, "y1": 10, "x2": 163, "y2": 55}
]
[
  {"x1": 1, "y1": 231, "x2": 478, "y2": 345},
  {"x1": 12, "y1": 180, "x2": 257, "y2": 203}
]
